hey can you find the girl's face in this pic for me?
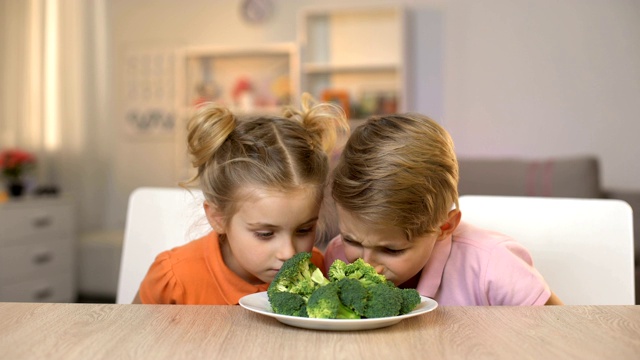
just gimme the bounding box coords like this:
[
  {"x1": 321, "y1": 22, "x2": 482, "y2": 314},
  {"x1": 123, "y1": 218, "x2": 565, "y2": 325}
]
[
  {"x1": 336, "y1": 206, "x2": 455, "y2": 287},
  {"x1": 206, "y1": 186, "x2": 320, "y2": 285}
]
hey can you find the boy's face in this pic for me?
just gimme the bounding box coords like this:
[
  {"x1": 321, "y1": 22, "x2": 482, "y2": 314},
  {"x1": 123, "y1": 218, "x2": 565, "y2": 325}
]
[
  {"x1": 336, "y1": 206, "x2": 443, "y2": 287},
  {"x1": 205, "y1": 186, "x2": 320, "y2": 285}
]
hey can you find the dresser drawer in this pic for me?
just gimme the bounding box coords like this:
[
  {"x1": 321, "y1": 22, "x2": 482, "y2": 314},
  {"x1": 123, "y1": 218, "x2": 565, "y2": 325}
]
[
  {"x1": 0, "y1": 203, "x2": 73, "y2": 244},
  {"x1": 0, "y1": 238, "x2": 74, "y2": 281},
  {"x1": 0, "y1": 272, "x2": 75, "y2": 302}
]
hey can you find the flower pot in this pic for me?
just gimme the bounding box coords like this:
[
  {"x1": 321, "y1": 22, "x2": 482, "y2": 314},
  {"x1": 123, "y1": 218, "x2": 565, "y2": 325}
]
[{"x1": 7, "y1": 182, "x2": 25, "y2": 198}]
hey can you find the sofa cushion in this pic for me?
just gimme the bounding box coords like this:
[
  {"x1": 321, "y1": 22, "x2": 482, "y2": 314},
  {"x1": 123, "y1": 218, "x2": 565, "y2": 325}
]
[{"x1": 458, "y1": 156, "x2": 602, "y2": 198}]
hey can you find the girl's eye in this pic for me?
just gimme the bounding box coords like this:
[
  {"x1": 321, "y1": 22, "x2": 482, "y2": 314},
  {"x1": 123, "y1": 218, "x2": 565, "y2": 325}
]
[
  {"x1": 296, "y1": 227, "x2": 314, "y2": 235},
  {"x1": 254, "y1": 231, "x2": 274, "y2": 240}
]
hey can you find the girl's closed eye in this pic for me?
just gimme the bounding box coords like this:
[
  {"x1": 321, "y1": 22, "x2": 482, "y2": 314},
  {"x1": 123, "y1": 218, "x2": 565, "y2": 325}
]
[
  {"x1": 296, "y1": 226, "x2": 315, "y2": 236},
  {"x1": 254, "y1": 231, "x2": 274, "y2": 240}
]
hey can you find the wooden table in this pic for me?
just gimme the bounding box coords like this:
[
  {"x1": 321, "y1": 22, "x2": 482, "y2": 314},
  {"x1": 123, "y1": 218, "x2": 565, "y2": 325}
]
[{"x1": 1, "y1": 303, "x2": 639, "y2": 359}]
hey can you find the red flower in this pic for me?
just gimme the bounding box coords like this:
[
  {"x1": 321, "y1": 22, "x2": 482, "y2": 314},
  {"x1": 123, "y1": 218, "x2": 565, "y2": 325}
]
[{"x1": 0, "y1": 149, "x2": 36, "y2": 181}]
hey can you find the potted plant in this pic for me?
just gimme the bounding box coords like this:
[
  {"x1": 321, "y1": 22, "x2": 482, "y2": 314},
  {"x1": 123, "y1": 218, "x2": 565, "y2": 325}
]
[{"x1": 0, "y1": 149, "x2": 36, "y2": 197}]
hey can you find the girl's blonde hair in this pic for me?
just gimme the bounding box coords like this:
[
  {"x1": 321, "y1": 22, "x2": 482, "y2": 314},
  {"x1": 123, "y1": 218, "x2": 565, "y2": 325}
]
[
  {"x1": 331, "y1": 113, "x2": 458, "y2": 239},
  {"x1": 182, "y1": 94, "x2": 349, "y2": 221}
]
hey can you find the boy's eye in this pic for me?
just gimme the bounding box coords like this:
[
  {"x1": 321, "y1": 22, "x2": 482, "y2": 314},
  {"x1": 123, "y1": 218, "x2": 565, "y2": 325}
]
[{"x1": 383, "y1": 248, "x2": 405, "y2": 255}]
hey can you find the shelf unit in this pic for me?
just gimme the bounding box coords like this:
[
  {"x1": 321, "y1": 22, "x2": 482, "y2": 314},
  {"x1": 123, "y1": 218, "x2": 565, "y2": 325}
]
[
  {"x1": 174, "y1": 43, "x2": 298, "y2": 182},
  {"x1": 298, "y1": 5, "x2": 407, "y2": 119}
]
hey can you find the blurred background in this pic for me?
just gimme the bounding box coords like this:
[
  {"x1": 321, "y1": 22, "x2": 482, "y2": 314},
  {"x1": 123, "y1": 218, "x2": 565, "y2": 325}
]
[{"x1": 1, "y1": 0, "x2": 639, "y2": 303}]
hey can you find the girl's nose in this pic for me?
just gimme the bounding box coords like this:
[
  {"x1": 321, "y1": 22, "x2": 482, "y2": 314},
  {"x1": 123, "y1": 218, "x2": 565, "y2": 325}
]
[{"x1": 276, "y1": 237, "x2": 296, "y2": 260}]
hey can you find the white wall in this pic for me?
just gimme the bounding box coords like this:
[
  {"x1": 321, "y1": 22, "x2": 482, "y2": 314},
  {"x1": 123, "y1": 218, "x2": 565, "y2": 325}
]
[
  {"x1": 103, "y1": 0, "x2": 640, "y2": 231},
  {"x1": 444, "y1": 0, "x2": 640, "y2": 191}
]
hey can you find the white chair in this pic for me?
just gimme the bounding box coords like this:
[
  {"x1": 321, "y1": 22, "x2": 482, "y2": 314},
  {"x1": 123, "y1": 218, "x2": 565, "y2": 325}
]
[
  {"x1": 116, "y1": 187, "x2": 210, "y2": 304},
  {"x1": 458, "y1": 195, "x2": 635, "y2": 305}
]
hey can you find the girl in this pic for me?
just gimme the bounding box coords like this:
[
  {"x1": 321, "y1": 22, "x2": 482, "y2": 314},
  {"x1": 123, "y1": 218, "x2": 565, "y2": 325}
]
[
  {"x1": 325, "y1": 113, "x2": 563, "y2": 306},
  {"x1": 134, "y1": 95, "x2": 348, "y2": 304}
]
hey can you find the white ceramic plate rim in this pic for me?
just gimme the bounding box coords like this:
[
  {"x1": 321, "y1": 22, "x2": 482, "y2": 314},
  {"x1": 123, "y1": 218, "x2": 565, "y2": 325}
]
[{"x1": 239, "y1": 291, "x2": 438, "y2": 331}]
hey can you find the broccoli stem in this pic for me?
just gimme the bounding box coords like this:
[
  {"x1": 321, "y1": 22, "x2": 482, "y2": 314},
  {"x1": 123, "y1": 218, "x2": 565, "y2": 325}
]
[
  {"x1": 336, "y1": 303, "x2": 360, "y2": 319},
  {"x1": 311, "y1": 268, "x2": 330, "y2": 286}
]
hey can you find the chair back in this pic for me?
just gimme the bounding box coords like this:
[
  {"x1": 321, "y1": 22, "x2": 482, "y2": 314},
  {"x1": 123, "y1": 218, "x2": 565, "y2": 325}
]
[
  {"x1": 116, "y1": 187, "x2": 210, "y2": 304},
  {"x1": 458, "y1": 195, "x2": 635, "y2": 305}
]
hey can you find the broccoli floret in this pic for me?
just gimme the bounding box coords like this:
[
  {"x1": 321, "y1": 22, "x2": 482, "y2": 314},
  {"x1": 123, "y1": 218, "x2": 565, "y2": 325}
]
[
  {"x1": 269, "y1": 291, "x2": 308, "y2": 317},
  {"x1": 328, "y1": 258, "x2": 387, "y2": 286},
  {"x1": 267, "y1": 252, "x2": 330, "y2": 316},
  {"x1": 336, "y1": 278, "x2": 368, "y2": 316},
  {"x1": 307, "y1": 282, "x2": 360, "y2": 319},
  {"x1": 267, "y1": 252, "x2": 329, "y2": 300},
  {"x1": 328, "y1": 259, "x2": 348, "y2": 281},
  {"x1": 399, "y1": 288, "x2": 422, "y2": 315},
  {"x1": 363, "y1": 283, "x2": 403, "y2": 318}
]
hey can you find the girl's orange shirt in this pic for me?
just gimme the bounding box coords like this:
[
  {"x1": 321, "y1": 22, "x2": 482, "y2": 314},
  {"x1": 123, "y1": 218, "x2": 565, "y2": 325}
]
[{"x1": 138, "y1": 231, "x2": 325, "y2": 305}]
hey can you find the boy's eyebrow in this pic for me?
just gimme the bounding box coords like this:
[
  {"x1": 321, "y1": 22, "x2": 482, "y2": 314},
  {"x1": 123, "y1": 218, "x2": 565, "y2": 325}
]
[{"x1": 341, "y1": 233, "x2": 361, "y2": 243}]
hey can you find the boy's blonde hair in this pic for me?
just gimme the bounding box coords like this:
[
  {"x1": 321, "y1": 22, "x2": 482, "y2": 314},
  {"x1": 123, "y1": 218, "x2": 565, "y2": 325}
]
[
  {"x1": 182, "y1": 94, "x2": 348, "y2": 221},
  {"x1": 331, "y1": 113, "x2": 459, "y2": 239}
]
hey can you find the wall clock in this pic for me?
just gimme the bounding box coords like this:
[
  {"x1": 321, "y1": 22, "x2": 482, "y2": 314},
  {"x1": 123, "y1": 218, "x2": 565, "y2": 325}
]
[{"x1": 240, "y1": 0, "x2": 274, "y2": 24}]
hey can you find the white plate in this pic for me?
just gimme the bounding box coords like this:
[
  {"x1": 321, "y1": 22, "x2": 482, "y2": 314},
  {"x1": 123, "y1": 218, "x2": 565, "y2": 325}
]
[{"x1": 239, "y1": 291, "x2": 438, "y2": 331}]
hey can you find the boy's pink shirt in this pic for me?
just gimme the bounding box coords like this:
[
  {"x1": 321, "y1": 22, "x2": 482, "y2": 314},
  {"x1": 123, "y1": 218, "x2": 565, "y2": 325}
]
[{"x1": 323, "y1": 221, "x2": 551, "y2": 306}]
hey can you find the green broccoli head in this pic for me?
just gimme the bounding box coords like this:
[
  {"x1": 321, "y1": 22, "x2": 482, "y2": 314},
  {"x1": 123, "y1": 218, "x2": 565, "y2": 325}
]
[
  {"x1": 399, "y1": 288, "x2": 422, "y2": 315},
  {"x1": 336, "y1": 278, "x2": 368, "y2": 316},
  {"x1": 268, "y1": 291, "x2": 308, "y2": 317},
  {"x1": 345, "y1": 258, "x2": 388, "y2": 286},
  {"x1": 363, "y1": 283, "x2": 403, "y2": 318},
  {"x1": 267, "y1": 252, "x2": 329, "y2": 301},
  {"x1": 307, "y1": 282, "x2": 360, "y2": 319},
  {"x1": 328, "y1": 259, "x2": 348, "y2": 281},
  {"x1": 328, "y1": 258, "x2": 387, "y2": 286}
]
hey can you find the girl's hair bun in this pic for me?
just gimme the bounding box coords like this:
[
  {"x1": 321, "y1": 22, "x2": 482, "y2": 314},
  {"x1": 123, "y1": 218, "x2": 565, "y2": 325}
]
[
  {"x1": 282, "y1": 93, "x2": 349, "y2": 154},
  {"x1": 186, "y1": 104, "x2": 237, "y2": 170}
]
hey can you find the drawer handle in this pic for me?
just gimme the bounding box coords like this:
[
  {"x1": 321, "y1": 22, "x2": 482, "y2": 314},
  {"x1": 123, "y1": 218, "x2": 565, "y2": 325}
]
[
  {"x1": 33, "y1": 251, "x2": 53, "y2": 264},
  {"x1": 32, "y1": 216, "x2": 52, "y2": 228},
  {"x1": 34, "y1": 287, "x2": 53, "y2": 301}
]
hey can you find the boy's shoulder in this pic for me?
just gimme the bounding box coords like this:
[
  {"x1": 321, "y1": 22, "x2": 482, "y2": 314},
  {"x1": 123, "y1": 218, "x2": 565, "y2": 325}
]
[{"x1": 452, "y1": 221, "x2": 522, "y2": 252}]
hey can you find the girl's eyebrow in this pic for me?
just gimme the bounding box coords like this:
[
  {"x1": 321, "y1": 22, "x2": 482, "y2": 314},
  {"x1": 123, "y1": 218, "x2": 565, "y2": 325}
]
[{"x1": 246, "y1": 216, "x2": 319, "y2": 228}]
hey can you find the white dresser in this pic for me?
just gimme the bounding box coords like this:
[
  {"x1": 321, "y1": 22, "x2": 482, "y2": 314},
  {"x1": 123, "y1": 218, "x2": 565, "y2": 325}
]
[{"x1": 0, "y1": 197, "x2": 76, "y2": 302}]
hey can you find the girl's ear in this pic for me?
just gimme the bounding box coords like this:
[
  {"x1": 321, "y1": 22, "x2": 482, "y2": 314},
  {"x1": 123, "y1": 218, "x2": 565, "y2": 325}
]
[
  {"x1": 203, "y1": 201, "x2": 226, "y2": 234},
  {"x1": 437, "y1": 209, "x2": 461, "y2": 241}
]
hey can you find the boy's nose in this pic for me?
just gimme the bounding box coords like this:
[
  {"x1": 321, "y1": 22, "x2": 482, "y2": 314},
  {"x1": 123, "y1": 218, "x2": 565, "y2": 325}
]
[{"x1": 362, "y1": 250, "x2": 378, "y2": 268}]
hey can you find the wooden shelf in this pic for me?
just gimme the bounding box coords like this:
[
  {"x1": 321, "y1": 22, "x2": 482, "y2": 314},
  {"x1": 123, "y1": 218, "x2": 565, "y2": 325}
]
[{"x1": 298, "y1": 5, "x2": 407, "y2": 119}]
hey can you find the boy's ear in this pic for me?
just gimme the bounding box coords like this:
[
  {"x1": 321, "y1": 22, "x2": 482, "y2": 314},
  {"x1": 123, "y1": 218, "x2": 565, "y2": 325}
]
[
  {"x1": 437, "y1": 209, "x2": 461, "y2": 241},
  {"x1": 203, "y1": 201, "x2": 226, "y2": 234}
]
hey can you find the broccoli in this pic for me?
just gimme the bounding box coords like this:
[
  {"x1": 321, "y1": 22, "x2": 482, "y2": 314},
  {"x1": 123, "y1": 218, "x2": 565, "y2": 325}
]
[
  {"x1": 268, "y1": 291, "x2": 308, "y2": 317},
  {"x1": 399, "y1": 288, "x2": 422, "y2": 315},
  {"x1": 336, "y1": 278, "x2": 368, "y2": 316},
  {"x1": 307, "y1": 282, "x2": 360, "y2": 319},
  {"x1": 267, "y1": 252, "x2": 330, "y2": 316},
  {"x1": 267, "y1": 254, "x2": 422, "y2": 319},
  {"x1": 328, "y1": 258, "x2": 386, "y2": 286},
  {"x1": 363, "y1": 282, "x2": 403, "y2": 318}
]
